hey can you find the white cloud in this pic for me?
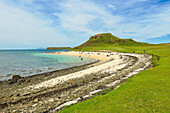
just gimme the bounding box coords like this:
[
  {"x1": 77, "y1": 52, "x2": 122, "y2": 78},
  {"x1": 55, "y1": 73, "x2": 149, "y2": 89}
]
[
  {"x1": 0, "y1": 0, "x2": 170, "y2": 48},
  {"x1": 54, "y1": 0, "x2": 170, "y2": 41},
  {"x1": 0, "y1": 2, "x2": 72, "y2": 49},
  {"x1": 116, "y1": 7, "x2": 170, "y2": 41},
  {"x1": 108, "y1": 4, "x2": 116, "y2": 10},
  {"x1": 54, "y1": 0, "x2": 122, "y2": 35},
  {"x1": 94, "y1": 0, "x2": 170, "y2": 41}
]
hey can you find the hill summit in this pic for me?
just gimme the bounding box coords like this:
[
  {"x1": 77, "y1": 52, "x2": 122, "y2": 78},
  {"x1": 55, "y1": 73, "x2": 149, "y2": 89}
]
[{"x1": 74, "y1": 33, "x2": 149, "y2": 49}]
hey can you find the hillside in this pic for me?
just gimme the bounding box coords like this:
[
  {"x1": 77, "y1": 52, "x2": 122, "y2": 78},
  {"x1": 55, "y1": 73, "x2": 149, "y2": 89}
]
[
  {"x1": 74, "y1": 33, "x2": 150, "y2": 49},
  {"x1": 61, "y1": 38, "x2": 170, "y2": 113}
]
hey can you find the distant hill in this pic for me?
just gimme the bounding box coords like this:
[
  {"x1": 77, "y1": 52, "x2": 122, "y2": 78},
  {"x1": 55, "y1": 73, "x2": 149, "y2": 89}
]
[
  {"x1": 74, "y1": 33, "x2": 150, "y2": 49},
  {"x1": 47, "y1": 47, "x2": 71, "y2": 50}
]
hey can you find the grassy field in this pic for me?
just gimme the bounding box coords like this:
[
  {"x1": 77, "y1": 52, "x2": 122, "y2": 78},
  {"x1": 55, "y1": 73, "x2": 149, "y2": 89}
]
[{"x1": 59, "y1": 35, "x2": 170, "y2": 113}]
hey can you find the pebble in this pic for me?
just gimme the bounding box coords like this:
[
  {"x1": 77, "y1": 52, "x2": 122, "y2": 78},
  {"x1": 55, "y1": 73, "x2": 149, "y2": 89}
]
[
  {"x1": 68, "y1": 81, "x2": 73, "y2": 84},
  {"x1": 24, "y1": 80, "x2": 30, "y2": 83},
  {"x1": 37, "y1": 70, "x2": 42, "y2": 72},
  {"x1": 18, "y1": 79, "x2": 26, "y2": 84},
  {"x1": 3, "y1": 97, "x2": 7, "y2": 101},
  {"x1": 21, "y1": 70, "x2": 27, "y2": 72},
  {"x1": 48, "y1": 67, "x2": 53, "y2": 70},
  {"x1": 34, "y1": 98, "x2": 39, "y2": 103},
  {"x1": 18, "y1": 106, "x2": 23, "y2": 108},
  {"x1": 48, "y1": 98, "x2": 54, "y2": 102},
  {"x1": 57, "y1": 101, "x2": 61, "y2": 105},
  {"x1": 8, "y1": 79, "x2": 18, "y2": 84},
  {"x1": 6, "y1": 74, "x2": 13, "y2": 77}
]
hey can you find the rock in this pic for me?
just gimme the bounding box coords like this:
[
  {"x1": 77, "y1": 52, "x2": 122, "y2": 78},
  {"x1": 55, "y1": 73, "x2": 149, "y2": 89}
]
[
  {"x1": 18, "y1": 106, "x2": 23, "y2": 108},
  {"x1": 6, "y1": 74, "x2": 13, "y2": 77},
  {"x1": 21, "y1": 70, "x2": 27, "y2": 72},
  {"x1": 119, "y1": 55, "x2": 123, "y2": 59},
  {"x1": 55, "y1": 98, "x2": 59, "y2": 101},
  {"x1": 37, "y1": 69, "x2": 42, "y2": 72},
  {"x1": 12, "y1": 75, "x2": 21, "y2": 80},
  {"x1": 34, "y1": 98, "x2": 39, "y2": 103},
  {"x1": 48, "y1": 67, "x2": 53, "y2": 70},
  {"x1": 58, "y1": 97, "x2": 62, "y2": 99},
  {"x1": 10, "y1": 94, "x2": 14, "y2": 98},
  {"x1": 16, "y1": 94, "x2": 20, "y2": 97},
  {"x1": 48, "y1": 98, "x2": 54, "y2": 102},
  {"x1": 29, "y1": 71, "x2": 33, "y2": 74},
  {"x1": 116, "y1": 69, "x2": 123, "y2": 71},
  {"x1": 10, "y1": 94, "x2": 20, "y2": 99},
  {"x1": 57, "y1": 101, "x2": 61, "y2": 105},
  {"x1": 17, "y1": 79, "x2": 26, "y2": 84},
  {"x1": 3, "y1": 97, "x2": 7, "y2": 101},
  {"x1": 97, "y1": 86, "x2": 106, "y2": 89},
  {"x1": 68, "y1": 81, "x2": 73, "y2": 84},
  {"x1": 17, "y1": 82, "x2": 21, "y2": 85},
  {"x1": 83, "y1": 80, "x2": 88, "y2": 83},
  {"x1": 24, "y1": 80, "x2": 30, "y2": 83},
  {"x1": 8, "y1": 79, "x2": 18, "y2": 84}
]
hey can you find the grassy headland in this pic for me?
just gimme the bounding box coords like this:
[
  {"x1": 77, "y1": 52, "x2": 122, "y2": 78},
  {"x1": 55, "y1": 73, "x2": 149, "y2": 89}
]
[
  {"x1": 74, "y1": 33, "x2": 153, "y2": 50},
  {"x1": 60, "y1": 33, "x2": 170, "y2": 112}
]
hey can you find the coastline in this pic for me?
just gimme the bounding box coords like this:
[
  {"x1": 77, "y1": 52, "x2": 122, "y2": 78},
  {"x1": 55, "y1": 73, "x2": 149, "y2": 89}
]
[
  {"x1": 47, "y1": 51, "x2": 109, "y2": 61},
  {"x1": 0, "y1": 51, "x2": 153, "y2": 113},
  {"x1": 0, "y1": 56, "x2": 101, "y2": 95},
  {"x1": 0, "y1": 50, "x2": 100, "y2": 82}
]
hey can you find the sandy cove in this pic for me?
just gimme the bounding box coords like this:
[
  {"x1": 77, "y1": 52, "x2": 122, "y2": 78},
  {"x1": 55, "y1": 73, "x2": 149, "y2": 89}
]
[
  {"x1": 0, "y1": 51, "x2": 153, "y2": 113},
  {"x1": 48, "y1": 51, "x2": 110, "y2": 61}
]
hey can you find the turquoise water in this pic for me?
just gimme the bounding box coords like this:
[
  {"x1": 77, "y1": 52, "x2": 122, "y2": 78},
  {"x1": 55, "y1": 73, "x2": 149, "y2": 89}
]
[{"x1": 0, "y1": 50, "x2": 97, "y2": 81}]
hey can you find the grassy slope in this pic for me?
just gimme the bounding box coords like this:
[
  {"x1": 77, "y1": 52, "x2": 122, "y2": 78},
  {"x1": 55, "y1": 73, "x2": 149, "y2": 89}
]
[
  {"x1": 59, "y1": 34, "x2": 170, "y2": 113},
  {"x1": 74, "y1": 33, "x2": 152, "y2": 50}
]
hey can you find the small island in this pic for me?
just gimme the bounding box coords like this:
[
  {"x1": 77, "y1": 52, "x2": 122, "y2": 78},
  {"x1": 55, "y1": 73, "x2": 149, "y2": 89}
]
[{"x1": 46, "y1": 47, "x2": 72, "y2": 50}]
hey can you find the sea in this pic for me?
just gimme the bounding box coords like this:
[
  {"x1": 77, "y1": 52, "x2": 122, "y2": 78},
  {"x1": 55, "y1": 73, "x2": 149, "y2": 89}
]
[{"x1": 0, "y1": 49, "x2": 97, "y2": 81}]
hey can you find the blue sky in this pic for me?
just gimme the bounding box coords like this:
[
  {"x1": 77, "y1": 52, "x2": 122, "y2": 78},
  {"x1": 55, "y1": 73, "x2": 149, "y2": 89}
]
[{"x1": 0, "y1": 0, "x2": 170, "y2": 49}]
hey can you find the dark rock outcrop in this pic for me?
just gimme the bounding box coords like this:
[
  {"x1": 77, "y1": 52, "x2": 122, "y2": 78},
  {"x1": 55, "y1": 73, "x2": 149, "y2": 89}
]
[{"x1": 12, "y1": 75, "x2": 21, "y2": 80}]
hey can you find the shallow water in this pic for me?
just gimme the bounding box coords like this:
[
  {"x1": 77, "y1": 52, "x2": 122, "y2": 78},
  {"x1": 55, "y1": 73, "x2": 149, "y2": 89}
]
[{"x1": 0, "y1": 50, "x2": 97, "y2": 81}]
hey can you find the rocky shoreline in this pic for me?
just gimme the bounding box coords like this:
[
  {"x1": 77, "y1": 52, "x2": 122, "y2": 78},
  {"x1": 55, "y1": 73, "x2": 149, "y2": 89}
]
[{"x1": 0, "y1": 51, "x2": 153, "y2": 113}]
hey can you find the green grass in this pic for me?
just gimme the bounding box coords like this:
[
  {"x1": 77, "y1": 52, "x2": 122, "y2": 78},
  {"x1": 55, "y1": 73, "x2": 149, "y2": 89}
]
[
  {"x1": 74, "y1": 33, "x2": 153, "y2": 50},
  {"x1": 60, "y1": 43, "x2": 170, "y2": 113}
]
